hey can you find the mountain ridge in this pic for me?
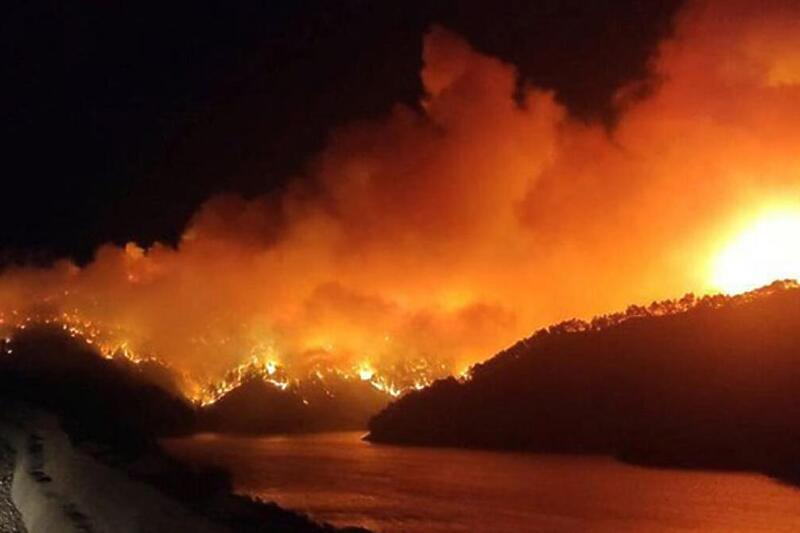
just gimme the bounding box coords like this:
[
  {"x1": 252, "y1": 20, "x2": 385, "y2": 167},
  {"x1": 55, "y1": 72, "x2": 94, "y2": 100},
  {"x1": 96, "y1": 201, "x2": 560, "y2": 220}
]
[{"x1": 367, "y1": 280, "x2": 800, "y2": 482}]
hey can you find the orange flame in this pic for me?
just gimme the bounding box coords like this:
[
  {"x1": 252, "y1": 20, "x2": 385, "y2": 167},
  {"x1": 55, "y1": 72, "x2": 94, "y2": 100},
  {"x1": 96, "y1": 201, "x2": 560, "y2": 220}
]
[{"x1": 2, "y1": 0, "x2": 800, "y2": 405}]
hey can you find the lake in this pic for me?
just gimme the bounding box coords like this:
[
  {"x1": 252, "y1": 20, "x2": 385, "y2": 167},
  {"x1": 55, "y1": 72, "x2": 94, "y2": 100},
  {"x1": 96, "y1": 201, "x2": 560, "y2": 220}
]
[{"x1": 162, "y1": 431, "x2": 800, "y2": 533}]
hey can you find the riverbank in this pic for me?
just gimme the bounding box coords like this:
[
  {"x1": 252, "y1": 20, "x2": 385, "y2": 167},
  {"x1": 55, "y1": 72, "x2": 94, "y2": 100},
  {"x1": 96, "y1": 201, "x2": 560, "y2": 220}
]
[
  {"x1": 0, "y1": 406, "x2": 226, "y2": 533},
  {"x1": 0, "y1": 327, "x2": 371, "y2": 533},
  {"x1": 0, "y1": 438, "x2": 26, "y2": 533},
  {"x1": 165, "y1": 430, "x2": 800, "y2": 533},
  {"x1": 0, "y1": 404, "x2": 368, "y2": 533}
]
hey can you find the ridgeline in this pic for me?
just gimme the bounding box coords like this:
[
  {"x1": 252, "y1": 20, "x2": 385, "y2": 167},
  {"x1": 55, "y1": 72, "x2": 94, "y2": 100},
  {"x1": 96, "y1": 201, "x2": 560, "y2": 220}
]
[{"x1": 368, "y1": 280, "x2": 800, "y2": 482}]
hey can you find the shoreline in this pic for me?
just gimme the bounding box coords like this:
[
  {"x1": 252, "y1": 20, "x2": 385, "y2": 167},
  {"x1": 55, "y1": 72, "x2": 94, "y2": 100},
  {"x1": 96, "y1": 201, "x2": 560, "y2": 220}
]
[
  {"x1": 0, "y1": 406, "x2": 225, "y2": 533},
  {"x1": 0, "y1": 404, "x2": 369, "y2": 533},
  {"x1": 0, "y1": 437, "x2": 26, "y2": 533}
]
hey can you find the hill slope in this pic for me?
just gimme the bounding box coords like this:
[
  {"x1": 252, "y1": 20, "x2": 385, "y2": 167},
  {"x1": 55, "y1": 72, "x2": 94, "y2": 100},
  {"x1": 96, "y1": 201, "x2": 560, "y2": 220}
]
[
  {"x1": 200, "y1": 374, "x2": 390, "y2": 434},
  {"x1": 0, "y1": 327, "x2": 370, "y2": 532},
  {"x1": 367, "y1": 281, "x2": 800, "y2": 480}
]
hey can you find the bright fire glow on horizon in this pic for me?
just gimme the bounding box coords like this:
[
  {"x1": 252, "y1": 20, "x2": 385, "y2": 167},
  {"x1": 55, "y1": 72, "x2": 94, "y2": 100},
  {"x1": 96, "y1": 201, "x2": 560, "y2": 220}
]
[
  {"x1": 3, "y1": 0, "x2": 800, "y2": 402},
  {"x1": 712, "y1": 209, "x2": 800, "y2": 295},
  {"x1": 357, "y1": 364, "x2": 375, "y2": 381}
]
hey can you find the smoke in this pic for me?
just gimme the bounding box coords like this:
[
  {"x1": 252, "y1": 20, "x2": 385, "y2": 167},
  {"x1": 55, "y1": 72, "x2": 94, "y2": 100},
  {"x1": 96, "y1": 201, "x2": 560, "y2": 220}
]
[{"x1": 2, "y1": 0, "x2": 800, "y2": 387}]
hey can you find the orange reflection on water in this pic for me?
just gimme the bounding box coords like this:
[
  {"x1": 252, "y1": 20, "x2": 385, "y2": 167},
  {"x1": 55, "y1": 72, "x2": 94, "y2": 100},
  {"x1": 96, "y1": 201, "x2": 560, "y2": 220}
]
[{"x1": 163, "y1": 432, "x2": 800, "y2": 533}]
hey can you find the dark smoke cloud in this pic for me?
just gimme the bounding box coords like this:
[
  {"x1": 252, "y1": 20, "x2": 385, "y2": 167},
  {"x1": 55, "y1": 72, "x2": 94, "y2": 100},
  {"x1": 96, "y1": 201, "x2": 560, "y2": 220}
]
[{"x1": 2, "y1": 1, "x2": 799, "y2": 391}]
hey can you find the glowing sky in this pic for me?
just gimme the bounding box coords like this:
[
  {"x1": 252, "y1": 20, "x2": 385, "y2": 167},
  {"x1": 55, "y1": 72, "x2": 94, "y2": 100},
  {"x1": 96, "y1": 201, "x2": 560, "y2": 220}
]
[
  {"x1": 711, "y1": 209, "x2": 800, "y2": 295},
  {"x1": 2, "y1": 0, "x2": 800, "y2": 387}
]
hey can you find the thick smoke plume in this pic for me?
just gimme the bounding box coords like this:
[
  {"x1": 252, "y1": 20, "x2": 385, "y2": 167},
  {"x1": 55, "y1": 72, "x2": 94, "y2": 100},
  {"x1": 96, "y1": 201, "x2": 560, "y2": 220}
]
[{"x1": 2, "y1": 0, "x2": 800, "y2": 391}]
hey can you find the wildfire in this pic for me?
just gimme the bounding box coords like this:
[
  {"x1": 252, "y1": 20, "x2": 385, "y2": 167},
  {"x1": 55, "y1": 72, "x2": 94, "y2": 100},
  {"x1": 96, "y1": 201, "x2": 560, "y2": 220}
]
[
  {"x1": 4, "y1": 279, "x2": 800, "y2": 413},
  {"x1": 711, "y1": 209, "x2": 800, "y2": 295},
  {"x1": 3, "y1": 0, "x2": 800, "y2": 419},
  {"x1": 357, "y1": 364, "x2": 375, "y2": 381},
  {"x1": 197, "y1": 356, "x2": 292, "y2": 406},
  {"x1": 195, "y1": 356, "x2": 427, "y2": 406},
  {"x1": 1, "y1": 310, "x2": 164, "y2": 366},
  {"x1": 0, "y1": 304, "x2": 448, "y2": 407}
]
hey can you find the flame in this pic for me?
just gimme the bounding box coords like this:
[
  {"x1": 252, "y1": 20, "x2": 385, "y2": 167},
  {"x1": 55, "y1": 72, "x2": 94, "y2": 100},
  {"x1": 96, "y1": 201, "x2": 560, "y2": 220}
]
[
  {"x1": 197, "y1": 356, "x2": 293, "y2": 407},
  {"x1": 711, "y1": 208, "x2": 800, "y2": 295},
  {"x1": 2, "y1": 0, "x2": 800, "y2": 412},
  {"x1": 357, "y1": 364, "x2": 375, "y2": 381},
  {"x1": 4, "y1": 281, "x2": 800, "y2": 408},
  {"x1": 0, "y1": 307, "x2": 444, "y2": 406},
  {"x1": 193, "y1": 355, "x2": 423, "y2": 406}
]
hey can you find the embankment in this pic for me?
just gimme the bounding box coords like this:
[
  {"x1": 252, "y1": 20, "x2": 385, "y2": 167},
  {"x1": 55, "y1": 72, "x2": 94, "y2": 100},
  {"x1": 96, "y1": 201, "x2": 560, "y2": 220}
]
[{"x1": 0, "y1": 406, "x2": 225, "y2": 533}]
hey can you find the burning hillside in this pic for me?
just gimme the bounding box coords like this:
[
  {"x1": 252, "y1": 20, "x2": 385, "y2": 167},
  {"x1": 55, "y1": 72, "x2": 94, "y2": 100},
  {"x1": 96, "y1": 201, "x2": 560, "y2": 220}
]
[
  {"x1": 0, "y1": 324, "x2": 395, "y2": 437},
  {"x1": 0, "y1": 309, "x2": 438, "y2": 406},
  {"x1": 2, "y1": 0, "x2": 800, "y2": 406}
]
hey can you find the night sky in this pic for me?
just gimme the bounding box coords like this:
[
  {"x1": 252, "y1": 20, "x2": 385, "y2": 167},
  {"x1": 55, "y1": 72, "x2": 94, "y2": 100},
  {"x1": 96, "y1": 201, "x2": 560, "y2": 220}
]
[{"x1": 1, "y1": 0, "x2": 680, "y2": 264}]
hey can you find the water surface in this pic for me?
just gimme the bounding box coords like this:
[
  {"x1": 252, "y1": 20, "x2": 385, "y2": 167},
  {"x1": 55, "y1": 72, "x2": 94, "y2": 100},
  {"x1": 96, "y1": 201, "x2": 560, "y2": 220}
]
[{"x1": 163, "y1": 431, "x2": 800, "y2": 533}]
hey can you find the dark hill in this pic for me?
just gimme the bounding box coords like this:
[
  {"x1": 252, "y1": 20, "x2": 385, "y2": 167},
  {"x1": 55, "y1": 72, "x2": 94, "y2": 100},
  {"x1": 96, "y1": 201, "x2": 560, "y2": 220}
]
[
  {"x1": 0, "y1": 326, "x2": 392, "y2": 438},
  {"x1": 0, "y1": 326, "x2": 195, "y2": 451},
  {"x1": 201, "y1": 377, "x2": 308, "y2": 433},
  {"x1": 367, "y1": 280, "x2": 800, "y2": 482},
  {"x1": 0, "y1": 329, "x2": 370, "y2": 532},
  {"x1": 200, "y1": 373, "x2": 390, "y2": 434}
]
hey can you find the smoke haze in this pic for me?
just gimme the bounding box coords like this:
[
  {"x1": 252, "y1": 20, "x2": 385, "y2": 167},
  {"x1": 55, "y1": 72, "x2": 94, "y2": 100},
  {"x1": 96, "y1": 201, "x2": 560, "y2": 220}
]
[{"x1": 2, "y1": 0, "x2": 800, "y2": 390}]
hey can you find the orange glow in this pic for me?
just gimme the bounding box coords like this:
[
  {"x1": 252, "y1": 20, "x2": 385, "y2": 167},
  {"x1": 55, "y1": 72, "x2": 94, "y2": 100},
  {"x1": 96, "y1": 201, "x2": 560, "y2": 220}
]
[
  {"x1": 2, "y1": 0, "x2": 800, "y2": 404},
  {"x1": 357, "y1": 364, "x2": 375, "y2": 381},
  {"x1": 712, "y1": 209, "x2": 800, "y2": 294}
]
